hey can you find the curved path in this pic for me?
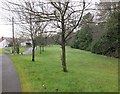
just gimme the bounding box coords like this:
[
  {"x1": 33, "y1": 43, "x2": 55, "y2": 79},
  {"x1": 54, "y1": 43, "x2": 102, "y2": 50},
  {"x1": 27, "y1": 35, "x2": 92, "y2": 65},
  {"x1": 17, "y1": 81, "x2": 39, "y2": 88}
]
[
  {"x1": 0, "y1": 54, "x2": 2, "y2": 93},
  {"x1": 1, "y1": 54, "x2": 21, "y2": 92}
]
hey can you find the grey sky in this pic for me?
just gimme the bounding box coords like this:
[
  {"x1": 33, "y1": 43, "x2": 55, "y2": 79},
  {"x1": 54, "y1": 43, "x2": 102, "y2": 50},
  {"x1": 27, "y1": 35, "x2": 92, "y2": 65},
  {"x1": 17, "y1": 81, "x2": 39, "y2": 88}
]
[{"x1": 0, "y1": 0, "x2": 100, "y2": 38}]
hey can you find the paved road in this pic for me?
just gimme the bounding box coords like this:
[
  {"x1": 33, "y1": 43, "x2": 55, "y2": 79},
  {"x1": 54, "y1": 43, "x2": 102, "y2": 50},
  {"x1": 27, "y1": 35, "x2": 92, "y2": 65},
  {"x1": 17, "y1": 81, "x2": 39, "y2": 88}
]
[
  {"x1": 0, "y1": 54, "x2": 2, "y2": 93},
  {"x1": 22, "y1": 47, "x2": 37, "y2": 55},
  {"x1": 1, "y1": 54, "x2": 21, "y2": 92}
]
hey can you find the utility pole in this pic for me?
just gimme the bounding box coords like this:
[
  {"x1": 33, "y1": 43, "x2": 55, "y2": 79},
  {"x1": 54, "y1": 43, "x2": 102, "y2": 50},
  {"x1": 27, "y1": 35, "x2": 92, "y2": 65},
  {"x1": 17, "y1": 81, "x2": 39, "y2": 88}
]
[{"x1": 12, "y1": 17, "x2": 15, "y2": 55}]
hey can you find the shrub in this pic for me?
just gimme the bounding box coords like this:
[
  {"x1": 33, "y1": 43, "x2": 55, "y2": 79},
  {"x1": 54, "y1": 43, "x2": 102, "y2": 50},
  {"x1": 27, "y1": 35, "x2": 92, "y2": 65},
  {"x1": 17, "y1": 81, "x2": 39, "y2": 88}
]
[
  {"x1": 71, "y1": 25, "x2": 93, "y2": 50},
  {"x1": 91, "y1": 10, "x2": 120, "y2": 58}
]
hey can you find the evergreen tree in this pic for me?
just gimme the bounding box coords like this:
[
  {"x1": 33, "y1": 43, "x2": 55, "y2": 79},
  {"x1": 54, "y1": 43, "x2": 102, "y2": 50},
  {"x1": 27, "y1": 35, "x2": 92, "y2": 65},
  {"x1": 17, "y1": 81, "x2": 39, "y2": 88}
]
[
  {"x1": 92, "y1": 10, "x2": 120, "y2": 58},
  {"x1": 71, "y1": 24, "x2": 93, "y2": 51}
]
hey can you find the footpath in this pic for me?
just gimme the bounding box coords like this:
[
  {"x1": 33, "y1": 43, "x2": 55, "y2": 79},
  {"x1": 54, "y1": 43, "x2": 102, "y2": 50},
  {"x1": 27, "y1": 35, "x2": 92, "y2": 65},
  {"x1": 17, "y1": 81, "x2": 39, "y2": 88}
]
[{"x1": 1, "y1": 54, "x2": 21, "y2": 92}]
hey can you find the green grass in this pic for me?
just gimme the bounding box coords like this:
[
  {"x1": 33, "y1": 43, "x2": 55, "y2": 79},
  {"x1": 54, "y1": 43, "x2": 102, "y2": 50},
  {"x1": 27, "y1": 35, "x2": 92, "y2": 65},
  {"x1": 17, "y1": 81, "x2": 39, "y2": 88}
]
[
  {"x1": 20, "y1": 46, "x2": 28, "y2": 52},
  {"x1": 0, "y1": 48, "x2": 5, "y2": 54},
  {"x1": 0, "y1": 47, "x2": 27, "y2": 54},
  {"x1": 0, "y1": 49, "x2": 2, "y2": 54},
  {"x1": 9, "y1": 45, "x2": 118, "y2": 92}
]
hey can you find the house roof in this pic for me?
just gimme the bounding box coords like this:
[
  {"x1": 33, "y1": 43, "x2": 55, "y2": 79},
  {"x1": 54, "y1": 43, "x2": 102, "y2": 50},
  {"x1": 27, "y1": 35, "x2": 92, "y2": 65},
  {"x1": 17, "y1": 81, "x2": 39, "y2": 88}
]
[
  {"x1": 0, "y1": 36, "x2": 32, "y2": 44},
  {"x1": 0, "y1": 38, "x2": 2, "y2": 42},
  {"x1": 0, "y1": 37, "x2": 13, "y2": 43}
]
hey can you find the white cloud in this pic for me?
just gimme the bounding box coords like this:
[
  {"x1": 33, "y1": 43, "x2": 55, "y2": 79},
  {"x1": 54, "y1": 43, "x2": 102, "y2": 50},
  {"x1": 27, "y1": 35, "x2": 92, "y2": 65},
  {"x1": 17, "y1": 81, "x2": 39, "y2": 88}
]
[
  {"x1": 0, "y1": 0, "x2": 101, "y2": 38},
  {"x1": 100, "y1": 0, "x2": 120, "y2": 2},
  {"x1": 0, "y1": 24, "x2": 12, "y2": 37}
]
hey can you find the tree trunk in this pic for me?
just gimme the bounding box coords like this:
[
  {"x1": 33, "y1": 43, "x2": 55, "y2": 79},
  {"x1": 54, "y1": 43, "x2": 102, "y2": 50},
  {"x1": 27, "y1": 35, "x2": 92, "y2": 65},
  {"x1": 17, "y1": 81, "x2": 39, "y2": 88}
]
[
  {"x1": 32, "y1": 40, "x2": 35, "y2": 62},
  {"x1": 16, "y1": 45, "x2": 19, "y2": 54},
  {"x1": 42, "y1": 45, "x2": 44, "y2": 52},
  {"x1": 61, "y1": 16, "x2": 67, "y2": 72},
  {"x1": 40, "y1": 45, "x2": 42, "y2": 54},
  {"x1": 61, "y1": 43, "x2": 67, "y2": 72},
  {"x1": 32, "y1": 46, "x2": 35, "y2": 61}
]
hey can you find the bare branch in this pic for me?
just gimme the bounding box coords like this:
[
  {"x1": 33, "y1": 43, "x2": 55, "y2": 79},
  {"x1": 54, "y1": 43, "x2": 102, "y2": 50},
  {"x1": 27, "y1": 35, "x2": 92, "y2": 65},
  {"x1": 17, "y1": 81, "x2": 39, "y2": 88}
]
[{"x1": 65, "y1": 1, "x2": 86, "y2": 40}]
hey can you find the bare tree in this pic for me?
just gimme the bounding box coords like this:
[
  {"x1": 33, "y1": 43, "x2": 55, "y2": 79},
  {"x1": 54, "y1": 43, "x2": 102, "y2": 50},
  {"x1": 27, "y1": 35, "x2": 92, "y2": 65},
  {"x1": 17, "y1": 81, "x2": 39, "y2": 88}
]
[
  {"x1": 3, "y1": 0, "x2": 88, "y2": 72},
  {"x1": 3, "y1": 0, "x2": 48, "y2": 61},
  {"x1": 33, "y1": 0, "x2": 87, "y2": 72},
  {"x1": 45, "y1": 0, "x2": 86, "y2": 72},
  {"x1": 35, "y1": 22, "x2": 48, "y2": 54}
]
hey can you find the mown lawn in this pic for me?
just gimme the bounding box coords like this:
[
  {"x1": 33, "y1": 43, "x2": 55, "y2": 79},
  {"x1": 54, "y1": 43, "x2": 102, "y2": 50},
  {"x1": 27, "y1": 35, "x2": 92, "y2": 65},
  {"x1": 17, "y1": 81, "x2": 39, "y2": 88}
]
[
  {"x1": 0, "y1": 47, "x2": 27, "y2": 54},
  {"x1": 0, "y1": 48, "x2": 5, "y2": 54},
  {"x1": 9, "y1": 45, "x2": 118, "y2": 92},
  {"x1": 0, "y1": 49, "x2": 2, "y2": 54}
]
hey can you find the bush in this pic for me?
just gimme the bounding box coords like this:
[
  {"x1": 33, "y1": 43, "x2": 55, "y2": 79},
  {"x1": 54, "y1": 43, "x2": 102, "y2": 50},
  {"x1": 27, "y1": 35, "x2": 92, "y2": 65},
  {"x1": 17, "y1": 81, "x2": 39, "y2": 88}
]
[
  {"x1": 91, "y1": 29, "x2": 119, "y2": 57},
  {"x1": 71, "y1": 25, "x2": 93, "y2": 50},
  {"x1": 91, "y1": 11, "x2": 120, "y2": 58},
  {"x1": 8, "y1": 41, "x2": 13, "y2": 47}
]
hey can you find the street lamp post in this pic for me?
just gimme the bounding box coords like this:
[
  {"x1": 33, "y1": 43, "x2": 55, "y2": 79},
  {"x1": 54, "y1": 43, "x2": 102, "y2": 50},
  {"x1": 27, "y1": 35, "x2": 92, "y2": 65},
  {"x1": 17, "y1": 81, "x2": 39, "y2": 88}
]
[{"x1": 12, "y1": 17, "x2": 15, "y2": 55}]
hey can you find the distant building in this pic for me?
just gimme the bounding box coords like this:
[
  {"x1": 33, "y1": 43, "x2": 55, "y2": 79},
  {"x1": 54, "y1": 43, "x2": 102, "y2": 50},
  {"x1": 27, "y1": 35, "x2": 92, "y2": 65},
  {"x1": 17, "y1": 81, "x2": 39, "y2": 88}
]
[
  {"x1": 0, "y1": 36, "x2": 32, "y2": 48},
  {"x1": 0, "y1": 37, "x2": 13, "y2": 43},
  {"x1": 21, "y1": 40, "x2": 32, "y2": 47},
  {"x1": 0, "y1": 37, "x2": 11, "y2": 48}
]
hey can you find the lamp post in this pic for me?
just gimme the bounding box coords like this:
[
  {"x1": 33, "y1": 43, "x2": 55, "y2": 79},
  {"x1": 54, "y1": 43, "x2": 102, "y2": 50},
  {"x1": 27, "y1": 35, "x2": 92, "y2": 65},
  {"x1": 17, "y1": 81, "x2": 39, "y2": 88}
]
[{"x1": 12, "y1": 17, "x2": 15, "y2": 55}]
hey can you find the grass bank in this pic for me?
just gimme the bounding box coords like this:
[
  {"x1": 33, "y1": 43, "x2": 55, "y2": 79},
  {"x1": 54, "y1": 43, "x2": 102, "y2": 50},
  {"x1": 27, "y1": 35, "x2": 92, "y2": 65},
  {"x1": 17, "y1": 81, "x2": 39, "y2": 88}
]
[
  {"x1": 0, "y1": 48, "x2": 5, "y2": 54},
  {"x1": 10, "y1": 45, "x2": 118, "y2": 92}
]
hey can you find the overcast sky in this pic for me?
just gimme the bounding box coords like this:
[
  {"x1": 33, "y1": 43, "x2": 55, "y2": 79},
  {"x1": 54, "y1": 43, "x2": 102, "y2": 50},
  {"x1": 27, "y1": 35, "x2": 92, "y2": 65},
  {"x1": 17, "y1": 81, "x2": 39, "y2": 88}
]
[{"x1": 0, "y1": 0, "x2": 100, "y2": 38}]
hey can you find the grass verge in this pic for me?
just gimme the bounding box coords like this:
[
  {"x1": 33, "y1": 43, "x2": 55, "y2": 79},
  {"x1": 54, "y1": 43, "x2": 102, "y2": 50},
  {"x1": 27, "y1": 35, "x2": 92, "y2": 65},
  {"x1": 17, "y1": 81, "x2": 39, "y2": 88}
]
[{"x1": 10, "y1": 45, "x2": 118, "y2": 92}]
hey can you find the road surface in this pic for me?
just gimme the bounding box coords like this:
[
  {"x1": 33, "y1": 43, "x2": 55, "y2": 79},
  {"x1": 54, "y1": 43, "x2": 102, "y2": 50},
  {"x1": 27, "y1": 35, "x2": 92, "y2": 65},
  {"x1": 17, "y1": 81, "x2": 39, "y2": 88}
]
[
  {"x1": 1, "y1": 54, "x2": 21, "y2": 92},
  {"x1": 0, "y1": 54, "x2": 2, "y2": 93}
]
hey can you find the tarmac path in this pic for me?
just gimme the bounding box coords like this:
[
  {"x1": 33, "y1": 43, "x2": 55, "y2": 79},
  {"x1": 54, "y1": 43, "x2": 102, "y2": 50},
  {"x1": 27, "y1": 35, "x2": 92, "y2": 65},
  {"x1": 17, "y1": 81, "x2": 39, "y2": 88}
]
[
  {"x1": 1, "y1": 54, "x2": 21, "y2": 92},
  {"x1": 0, "y1": 54, "x2": 2, "y2": 93}
]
